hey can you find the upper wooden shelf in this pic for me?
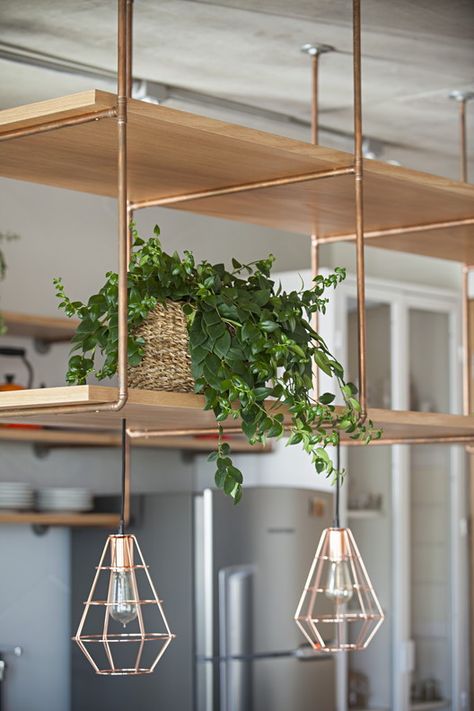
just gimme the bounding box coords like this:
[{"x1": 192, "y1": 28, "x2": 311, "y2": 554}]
[
  {"x1": 2, "y1": 311, "x2": 79, "y2": 342},
  {"x1": 1, "y1": 91, "x2": 473, "y2": 262},
  {"x1": 0, "y1": 385, "x2": 473, "y2": 442}
]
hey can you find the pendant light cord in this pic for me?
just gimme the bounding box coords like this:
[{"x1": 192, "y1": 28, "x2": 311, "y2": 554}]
[
  {"x1": 334, "y1": 441, "x2": 341, "y2": 528},
  {"x1": 119, "y1": 418, "x2": 127, "y2": 535}
]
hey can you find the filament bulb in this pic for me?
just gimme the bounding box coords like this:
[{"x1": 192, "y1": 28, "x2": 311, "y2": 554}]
[
  {"x1": 109, "y1": 570, "x2": 138, "y2": 627},
  {"x1": 325, "y1": 559, "x2": 354, "y2": 603}
]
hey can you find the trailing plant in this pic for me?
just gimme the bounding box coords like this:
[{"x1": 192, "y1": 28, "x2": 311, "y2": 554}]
[{"x1": 55, "y1": 225, "x2": 380, "y2": 502}]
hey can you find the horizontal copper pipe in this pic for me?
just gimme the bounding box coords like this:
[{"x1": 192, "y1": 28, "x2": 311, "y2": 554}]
[
  {"x1": 130, "y1": 166, "x2": 355, "y2": 210},
  {"x1": 344, "y1": 435, "x2": 474, "y2": 446},
  {"x1": 127, "y1": 427, "x2": 241, "y2": 438},
  {"x1": 0, "y1": 108, "x2": 117, "y2": 142},
  {"x1": 128, "y1": 428, "x2": 474, "y2": 446},
  {"x1": 319, "y1": 216, "x2": 474, "y2": 244}
]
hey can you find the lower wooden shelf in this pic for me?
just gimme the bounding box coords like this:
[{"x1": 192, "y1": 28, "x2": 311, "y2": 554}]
[
  {"x1": 0, "y1": 386, "x2": 473, "y2": 442},
  {"x1": 0, "y1": 512, "x2": 119, "y2": 527},
  {"x1": 0, "y1": 426, "x2": 269, "y2": 452},
  {"x1": 347, "y1": 509, "x2": 384, "y2": 520},
  {"x1": 2, "y1": 311, "x2": 79, "y2": 342},
  {"x1": 410, "y1": 701, "x2": 450, "y2": 711}
]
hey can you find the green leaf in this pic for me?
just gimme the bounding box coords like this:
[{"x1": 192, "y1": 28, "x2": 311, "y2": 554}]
[
  {"x1": 260, "y1": 320, "x2": 279, "y2": 333},
  {"x1": 214, "y1": 329, "x2": 231, "y2": 359},
  {"x1": 319, "y1": 392, "x2": 336, "y2": 405}
]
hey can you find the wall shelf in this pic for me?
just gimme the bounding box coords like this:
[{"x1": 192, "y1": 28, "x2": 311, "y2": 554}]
[
  {"x1": 410, "y1": 701, "x2": 450, "y2": 711},
  {"x1": 0, "y1": 424, "x2": 268, "y2": 452},
  {"x1": 0, "y1": 511, "x2": 119, "y2": 527},
  {"x1": 2, "y1": 311, "x2": 79, "y2": 343},
  {"x1": 347, "y1": 509, "x2": 384, "y2": 520},
  {"x1": 0, "y1": 385, "x2": 473, "y2": 441},
  {"x1": 0, "y1": 91, "x2": 473, "y2": 263}
]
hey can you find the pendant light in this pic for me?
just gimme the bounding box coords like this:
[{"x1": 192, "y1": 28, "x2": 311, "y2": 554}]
[
  {"x1": 73, "y1": 419, "x2": 175, "y2": 675},
  {"x1": 294, "y1": 443, "x2": 384, "y2": 651}
]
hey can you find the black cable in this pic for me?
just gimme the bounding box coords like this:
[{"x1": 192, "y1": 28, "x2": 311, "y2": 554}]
[
  {"x1": 119, "y1": 418, "x2": 126, "y2": 535},
  {"x1": 334, "y1": 441, "x2": 341, "y2": 528}
]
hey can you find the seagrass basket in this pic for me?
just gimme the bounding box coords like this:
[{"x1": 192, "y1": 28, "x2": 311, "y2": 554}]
[{"x1": 127, "y1": 300, "x2": 195, "y2": 392}]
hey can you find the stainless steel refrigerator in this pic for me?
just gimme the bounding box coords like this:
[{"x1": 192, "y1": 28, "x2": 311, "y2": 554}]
[{"x1": 194, "y1": 486, "x2": 336, "y2": 711}]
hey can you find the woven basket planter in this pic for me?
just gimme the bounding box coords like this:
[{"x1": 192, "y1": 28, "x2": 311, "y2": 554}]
[{"x1": 127, "y1": 300, "x2": 195, "y2": 393}]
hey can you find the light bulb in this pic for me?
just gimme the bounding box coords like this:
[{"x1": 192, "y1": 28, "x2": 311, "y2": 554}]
[
  {"x1": 109, "y1": 570, "x2": 138, "y2": 627},
  {"x1": 325, "y1": 559, "x2": 354, "y2": 603}
]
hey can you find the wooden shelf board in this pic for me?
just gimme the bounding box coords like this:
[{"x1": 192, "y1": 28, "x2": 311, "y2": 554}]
[
  {"x1": 2, "y1": 311, "x2": 78, "y2": 342},
  {"x1": 0, "y1": 386, "x2": 473, "y2": 441},
  {"x1": 0, "y1": 511, "x2": 119, "y2": 527},
  {"x1": 410, "y1": 701, "x2": 450, "y2": 711},
  {"x1": 1, "y1": 91, "x2": 473, "y2": 262},
  {"x1": 347, "y1": 509, "x2": 384, "y2": 519},
  {"x1": 0, "y1": 425, "x2": 269, "y2": 452}
]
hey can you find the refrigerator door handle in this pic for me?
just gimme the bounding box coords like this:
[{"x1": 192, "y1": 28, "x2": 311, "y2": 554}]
[{"x1": 219, "y1": 565, "x2": 255, "y2": 711}]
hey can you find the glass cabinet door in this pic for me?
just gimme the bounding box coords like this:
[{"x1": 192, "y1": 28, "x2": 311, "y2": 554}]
[
  {"x1": 409, "y1": 308, "x2": 452, "y2": 708},
  {"x1": 345, "y1": 300, "x2": 393, "y2": 711}
]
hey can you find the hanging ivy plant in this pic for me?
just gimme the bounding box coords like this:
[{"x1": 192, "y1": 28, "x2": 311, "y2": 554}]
[{"x1": 54, "y1": 225, "x2": 380, "y2": 502}]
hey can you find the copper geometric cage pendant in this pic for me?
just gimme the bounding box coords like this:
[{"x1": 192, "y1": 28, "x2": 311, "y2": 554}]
[
  {"x1": 73, "y1": 533, "x2": 175, "y2": 675},
  {"x1": 294, "y1": 527, "x2": 384, "y2": 652}
]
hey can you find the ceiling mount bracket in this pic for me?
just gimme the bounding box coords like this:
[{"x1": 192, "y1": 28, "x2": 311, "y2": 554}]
[
  {"x1": 449, "y1": 90, "x2": 474, "y2": 103},
  {"x1": 300, "y1": 43, "x2": 335, "y2": 57}
]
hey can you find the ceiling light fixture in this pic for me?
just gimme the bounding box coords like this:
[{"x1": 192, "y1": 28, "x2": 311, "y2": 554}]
[
  {"x1": 73, "y1": 419, "x2": 175, "y2": 675},
  {"x1": 294, "y1": 443, "x2": 384, "y2": 652}
]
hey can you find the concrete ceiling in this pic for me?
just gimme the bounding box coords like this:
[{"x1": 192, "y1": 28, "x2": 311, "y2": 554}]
[{"x1": 0, "y1": 0, "x2": 473, "y2": 178}]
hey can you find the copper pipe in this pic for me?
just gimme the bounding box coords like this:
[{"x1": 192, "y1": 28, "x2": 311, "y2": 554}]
[
  {"x1": 127, "y1": 427, "x2": 241, "y2": 438},
  {"x1": 129, "y1": 166, "x2": 355, "y2": 210},
  {"x1": 116, "y1": 0, "x2": 129, "y2": 409},
  {"x1": 318, "y1": 216, "x2": 474, "y2": 245},
  {"x1": 0, "y1": 109, "x2": 117, "y2": 142},
  {"x1": 311, "y1": 234, "x2": 320, "y2": 397},
  {"x1": 353, "y1": 0, "x2": 367, "y2": 418},
  {"x1": 344, "y1": 435, "x2": 474, "y2": 446},
  {"x1": 462, "y1": 265, "x2": 471, "y2": 415},
  {"x1": 460, "y1": 99, "x2": 468, "y2": 183},
  {"x1": 0, "y1": 0, "x2": 131, "y2": 420},
  {"x1": 311, "y1": 54, "x2": 319, "y2": 145},
  {"x1": 126, "y1": 427, "x2": 474, "y2": 447},
  {"x1": 310, "y1": 52, "x2": 320, "y2": 397},
  {"x1": 126, "y1": 0, "x2": 134, "y2": 99}
]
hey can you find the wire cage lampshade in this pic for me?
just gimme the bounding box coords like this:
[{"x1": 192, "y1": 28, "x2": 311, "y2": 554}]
[
  {"x1": 73, "y1": 533, "x2": 175, "y2": 675},
  {"x1": 73, "y1": 420, "x2": 175, "y2": 675},
  {"x1": 294, "y1": 526, "x2": 384, "y2": 652}
]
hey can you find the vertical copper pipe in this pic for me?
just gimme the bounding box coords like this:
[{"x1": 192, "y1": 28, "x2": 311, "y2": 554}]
[
  {"x1": 352, "y1": 0, "x2": 367, "y2": 416},
  {"x1": 310, "y1": 53, "x2": 320, "y2": 397},
  {"x1": 311, "y1": 235, "x2": 320, "y2": 396},
  {"x1": 460, "y1": 99, "x2": 468, "y2": 183},
  {"x1": 311, "y1": 54, "x2": 319, "y2": 145},
  {"x1": 117, "y1": 0, "x2": 129, "y2": 404},
  {"x1": 462, "y1": 265, "x2": 471, "y2": 415},
  {"x1": 126, "y1": 0, "x2": 134, "y2": 100}
]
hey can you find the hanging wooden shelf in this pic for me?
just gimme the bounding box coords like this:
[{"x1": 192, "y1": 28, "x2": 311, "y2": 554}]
[
  {"x1": 0, "y1": 385, "x2": 473, "y2": 442},
  {"x1": 0, "y1": 91, "x2": 473, "y2": 262},
  {"x1": 2, "y1": 311, "x2": 79, "y2": 342},
  {"x1": 0, "y1": 425, "x2": 268, "y2": 452},
  {"x1": 0, "y1": 512, "x2": 119, "y2": 527}
]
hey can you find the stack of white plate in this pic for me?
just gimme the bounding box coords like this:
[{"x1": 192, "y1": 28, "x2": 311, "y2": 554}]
[
  {"x1": 37, "y1": 488, "x2": 93, "y2": 513},
  {"x1": 0, "y1": 482, "x2": 34, "y2": 511}
]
